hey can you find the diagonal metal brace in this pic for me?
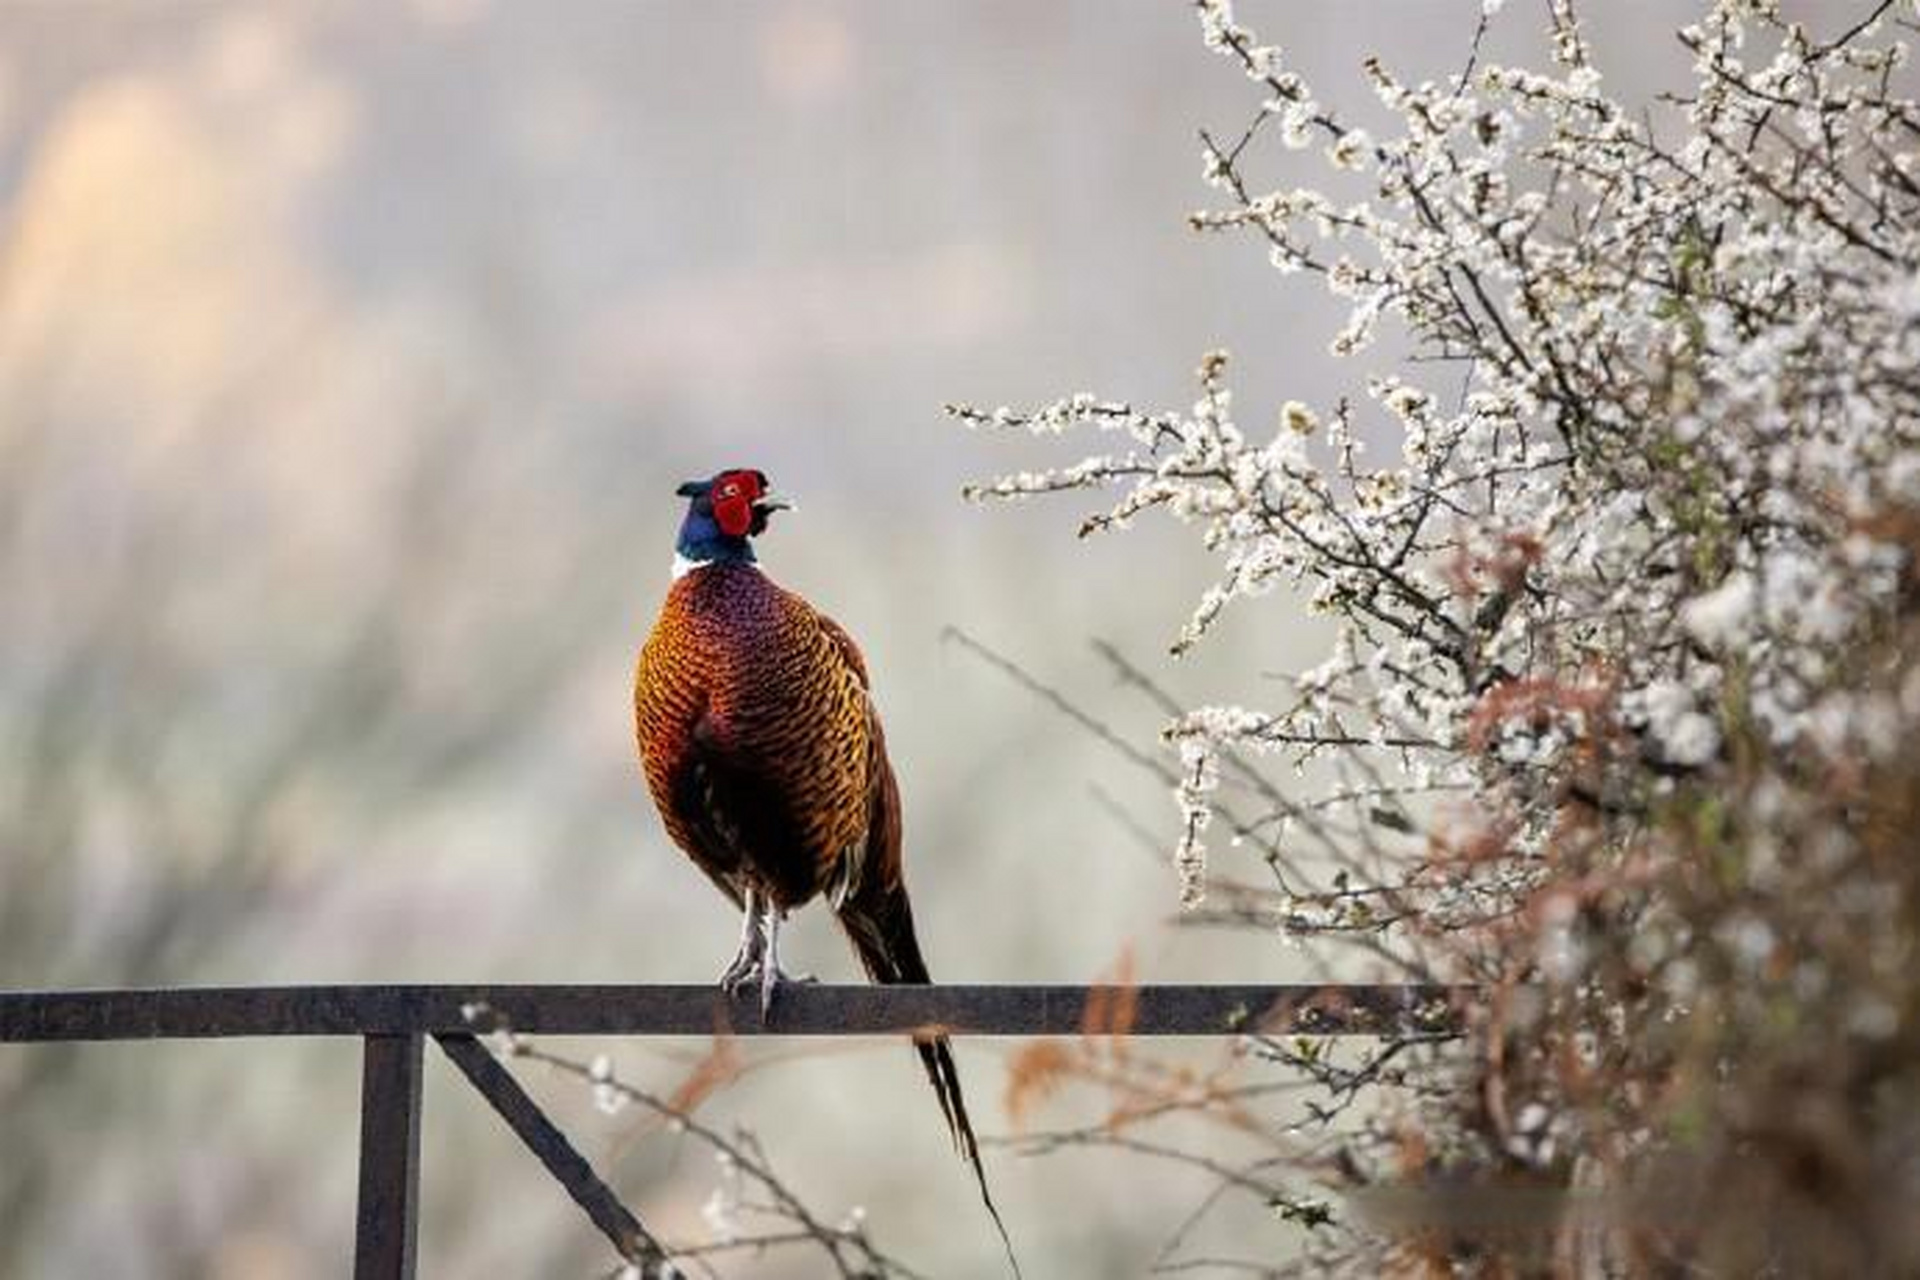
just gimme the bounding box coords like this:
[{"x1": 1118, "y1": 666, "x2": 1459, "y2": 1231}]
[{"x1": 435, "y1": 1033, "x2": 666, "y2": 1270}]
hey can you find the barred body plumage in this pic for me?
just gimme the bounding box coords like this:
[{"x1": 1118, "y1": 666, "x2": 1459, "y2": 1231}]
[{"x1": 636, "y1": 563, "x2": 879, "y2": 912}]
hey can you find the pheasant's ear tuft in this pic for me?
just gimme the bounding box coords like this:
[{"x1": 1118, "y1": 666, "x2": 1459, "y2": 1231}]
[{"x1": 676, "y1": 479, "x2": 710, "y2": 498}]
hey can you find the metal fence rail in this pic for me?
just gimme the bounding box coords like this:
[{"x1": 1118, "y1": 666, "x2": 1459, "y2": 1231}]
[
  {"x1": 0, "y1": 982, "x2": 1463, "y2": 1041},
  {"x1": 1, "y1": 984, "x2": 1465, "y2": 1278}
]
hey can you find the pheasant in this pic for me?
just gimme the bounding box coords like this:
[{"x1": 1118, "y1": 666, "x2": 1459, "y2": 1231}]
[{"x1": 633, "y1": 467, "x2": 1017, "y2": 1271}]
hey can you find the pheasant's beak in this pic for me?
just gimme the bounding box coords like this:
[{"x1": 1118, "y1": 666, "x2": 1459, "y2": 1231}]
[{"x1": 754, "y1": 492, "x2": 795, "y2": 514}]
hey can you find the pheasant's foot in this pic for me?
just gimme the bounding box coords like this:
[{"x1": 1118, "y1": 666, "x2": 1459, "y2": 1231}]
[
  {"x1": 755, "y1": 908, "x2": 813, "y2": 1021},
  {"x1": 757, "y1": 961, "x2": 818, "y2": 1019},
  {"x1": 718, "y1": 889, "x2": 766, "y2": 994}
]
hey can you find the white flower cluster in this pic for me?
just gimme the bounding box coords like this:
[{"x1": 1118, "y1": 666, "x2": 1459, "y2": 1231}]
[{"x1": 959, "y1": 0, "x2": 1920, "y2": 907}]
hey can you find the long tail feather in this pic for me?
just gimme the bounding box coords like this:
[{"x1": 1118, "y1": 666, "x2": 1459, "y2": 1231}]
[
  {"x1": 839, "y1": 886, "x2": 1022, "y2": 1278},
  {"x1": 918, "y1": 1035, "x2": 1021, "y2": 1277}
]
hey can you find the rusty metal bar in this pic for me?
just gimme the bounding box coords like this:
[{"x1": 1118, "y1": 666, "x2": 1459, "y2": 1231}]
[
  {"x1": 2, "y1": 985, "x2": 1467, "y2": 1278},
  {"x1": 436, "y1": 1034, "x2": 663, "y2": 1269},
  {"x1": 354, "y1": 1034, "x2": 423, "y2": 1280},
  {"x1": 0, "y1": 983, "x2": 1464, "y2": 1042}
]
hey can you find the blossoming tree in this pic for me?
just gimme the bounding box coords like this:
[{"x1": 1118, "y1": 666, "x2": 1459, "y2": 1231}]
[{"x1": 959, "y1": 1, "x2": 1920, "y2": 1272}]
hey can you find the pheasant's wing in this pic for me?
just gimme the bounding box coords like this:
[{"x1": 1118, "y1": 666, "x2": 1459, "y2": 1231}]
[
  {"x1": 814, "y1": 610, "x2": 871, "y2": 689},
  {"x1": 809, "y1": 606, "x2": 911, "y2": 910},
  {"x1": 816, "y1": 605, "x2": 910, "y2": 970}
]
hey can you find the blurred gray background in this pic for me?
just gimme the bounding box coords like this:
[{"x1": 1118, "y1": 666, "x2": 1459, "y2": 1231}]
[{"x1": 0, "y1": 2, "x2": 1802, "y2": 1275}]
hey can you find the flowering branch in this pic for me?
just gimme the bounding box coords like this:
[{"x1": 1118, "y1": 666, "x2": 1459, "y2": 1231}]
[{"x1": 957, "y1": 0, "x2": 1920, "y2": 1271}]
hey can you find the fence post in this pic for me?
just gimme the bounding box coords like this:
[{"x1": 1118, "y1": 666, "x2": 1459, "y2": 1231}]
[{"x1": 354, "y1": 1033, "x2": 424, "y2": 1280}]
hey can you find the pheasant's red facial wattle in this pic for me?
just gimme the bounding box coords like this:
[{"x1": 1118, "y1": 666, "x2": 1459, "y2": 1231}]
[{"x1": 710, "y1": 470, "x2": 764, "y2": 538}]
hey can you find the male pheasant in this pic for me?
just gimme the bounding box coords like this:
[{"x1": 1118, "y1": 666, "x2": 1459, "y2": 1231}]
[{"x1": 633, "y1": 467, "x2": 1017, "y2": 1270}]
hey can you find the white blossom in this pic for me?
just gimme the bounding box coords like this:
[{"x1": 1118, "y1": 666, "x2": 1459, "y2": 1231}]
[{"x1": 1682, "y1": 573, "x2": 1755, "y2": 648}]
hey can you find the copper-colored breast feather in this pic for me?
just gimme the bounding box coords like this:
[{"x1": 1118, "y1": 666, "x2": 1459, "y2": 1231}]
[{"x1": 634, "y1": 564, "x2": 879, "y2": 910}]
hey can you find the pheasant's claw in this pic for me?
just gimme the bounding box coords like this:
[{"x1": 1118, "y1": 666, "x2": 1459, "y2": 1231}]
[
  {"x1": 718, "y1": 939, "x2": 765, "y2": 993},
  {"x1": 754, "y1": 965, "x2": 816, "y2": 1020},
  {"x1": 719, "y1": 958, "x2": 762, "y2": 996}
]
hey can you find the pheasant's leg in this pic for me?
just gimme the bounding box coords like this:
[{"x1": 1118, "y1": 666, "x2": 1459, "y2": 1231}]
[
  {"x1": 718, "y1": 887, "x2": 765, "y2": 994},
  {"x1": 755, "y1": 908, "x2": 817, "y2": 1018}
]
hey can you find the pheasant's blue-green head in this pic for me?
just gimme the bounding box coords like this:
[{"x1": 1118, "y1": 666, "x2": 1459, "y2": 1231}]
[{"x1": 673, "y1": 468, "x2": 793, "y2": 577}]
